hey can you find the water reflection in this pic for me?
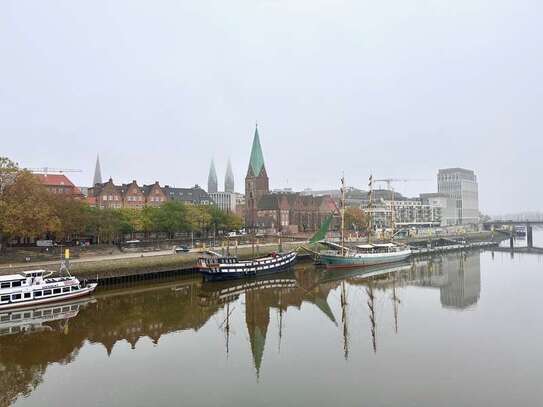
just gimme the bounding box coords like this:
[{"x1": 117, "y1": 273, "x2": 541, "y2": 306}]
[{"x1": 1, "y1": 252, "x2": 483, "y2": 405}]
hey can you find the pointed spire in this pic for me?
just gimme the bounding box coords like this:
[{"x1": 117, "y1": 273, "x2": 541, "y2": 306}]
[
  {"x1": 208, "y1": 159, "x2": 218, "y2": 193},
  {"x1": 93, "y1": 154, "x2": 102, "y2": 186},
  {"x1": 247, "y1": 124, "x2": 266, "y2": 177},
  {"x1": 225, "y1": 158, "x2": 235, "y2": 193}
]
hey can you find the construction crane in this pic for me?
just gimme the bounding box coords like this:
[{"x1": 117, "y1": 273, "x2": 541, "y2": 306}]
[
  {"x1": 373, "y1": 178, "x2": 429, "y2": 233},
  {"x1": 25, "y1": 167, "x2": 82, "y2": 175}
]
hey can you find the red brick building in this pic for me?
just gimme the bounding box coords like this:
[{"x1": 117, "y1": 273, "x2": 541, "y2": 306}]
[
  {"x1": 35, "y1": 174, "x2": 83, "y2": 199},
  {"x1": 244, "y1": 126, "x2": 335, "y2": 233},
  {"x1": 87, "y1": 179, "x2": 211, "y2": 209}
]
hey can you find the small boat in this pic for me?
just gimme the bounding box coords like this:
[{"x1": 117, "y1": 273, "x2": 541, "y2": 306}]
[
  {"x1": 0, "y1": 270, "x2": 98, "y2": 310},
  {"x1": 514, "y1": 226, "x2": 527, "y2": 238},
  {"x1": 196, "y1": 251, "x2": 297, "y2": 282}
]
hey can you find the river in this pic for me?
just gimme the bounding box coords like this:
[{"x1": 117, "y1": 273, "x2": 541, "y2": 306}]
[{"x1": 2, "y1": 236, "x2": 543, "y2": 406}]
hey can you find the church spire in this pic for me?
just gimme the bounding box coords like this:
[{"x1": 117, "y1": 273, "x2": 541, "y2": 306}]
[
  {"x1": 247, "y1": 124, "x2": 266, "y2": 177},
  {"x1": 208, "y1": 159, "x2": 218, "y2": 193},
  {"x1": 225, "y1": 158, "x2": 235, "y2": 193},
  {"x1": 93, "y1": 154, "x2": 102, "y2": 186}
]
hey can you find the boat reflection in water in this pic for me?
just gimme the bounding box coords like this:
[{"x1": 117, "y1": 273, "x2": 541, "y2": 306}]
[
  {"x1": 1, "y1": 252, "x2": 482, "y2": 406},
  {"x1": 0, "y1": 298, "x2": 95, "y2": 337}
]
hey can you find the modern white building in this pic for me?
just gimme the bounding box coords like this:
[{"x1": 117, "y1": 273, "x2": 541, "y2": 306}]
[
  {"x1": 209, "y1": 191, "x2": 237, "y2": 213},
  {"x1": 437, "y1": 168, "x2": 479, "y2": 225}
]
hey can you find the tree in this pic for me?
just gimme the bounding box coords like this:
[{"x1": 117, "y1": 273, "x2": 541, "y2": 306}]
[
  {"x1": 152, "y1": 201, "x2": 186, "y2": 238},
  {"x1": 0, "y1": 157, "x2": 18, "y2": 195},
  {"x1": 0, "y1": 171, "x2": 61, "y2": 244},
  {"x1": 344, "y1": 207, "x2": 368, "y2": 232},
  {"x1": 223, "y1": 212, "x2": 243, "y2": 232},
  {"x1": 49, "y1": 195, "x2": 91, "y2": 241}
]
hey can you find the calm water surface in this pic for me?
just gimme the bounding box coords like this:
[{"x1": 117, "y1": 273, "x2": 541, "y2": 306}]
[{"x1": 2, "y1": 239, "x2": 543, "y2": 406}]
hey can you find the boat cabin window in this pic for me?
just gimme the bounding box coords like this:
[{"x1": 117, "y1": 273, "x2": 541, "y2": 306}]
[
  {"x1": 1, "y1": 295, "x2": 9, "y2": 302},
  {"x1": 43, "y1": 290, "x2": 52, "y2": 296},
  {"x1": 53, "y1": 288, "x2": 61, "y2": 294},
  {"x1": 34, "y1": 291, "x2": 43, "y2": 297},
  {"x1": 12, "y1": 281, "x2": 22, "y2": 287},
  {"x1": 0, "y1": 314, "x2": 9, "y2": 322},
  {"x1": 12, "y1": 294, "x2": 21, "y2": 301},
  {"x1": 72, "y1": 286, "x2": 80, "y2": 291},
  {"x1": 1, "y1": 282, "x2": 10, "y2": 289},
  {"x1": 24, "y1": 293, "x2": 31, "y2": 299},
  {"x1": 63, "y1": 287, "x2": 70, "y2": 293}
]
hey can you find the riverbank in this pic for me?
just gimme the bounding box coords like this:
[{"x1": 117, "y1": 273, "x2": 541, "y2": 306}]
[
  {"x1": 0, "y1": 231, "x2": 504, "y2": 282},
  {"x1": 0, "y1": 241, "x2": 307, "y2": 280}
]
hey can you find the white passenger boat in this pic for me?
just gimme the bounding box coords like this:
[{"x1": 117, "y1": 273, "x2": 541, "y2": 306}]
[{"x1": 0, "y1": 270, "x2": 97, "y2": 310}]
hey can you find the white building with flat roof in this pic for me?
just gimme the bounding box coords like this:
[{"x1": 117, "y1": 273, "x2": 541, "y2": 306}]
[{"x1": 437, "y1": 168, "x2": 479, "y2": 225}]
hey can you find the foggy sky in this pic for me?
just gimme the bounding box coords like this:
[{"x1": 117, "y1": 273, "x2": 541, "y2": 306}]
[{"x1": 1, "y1": 0, "x2": 541, "y2": 215}]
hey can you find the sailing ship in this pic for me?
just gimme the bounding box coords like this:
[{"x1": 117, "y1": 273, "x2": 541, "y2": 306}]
[
  {"x1": 196, "y1": 251, "x2": 297, "y2": 282},
  {"x1": 313, "y1": 175, "x2": 411, "y2": 268},
  {"x1": 0, "y1": 270, "x2": 97, "y2": 310}
]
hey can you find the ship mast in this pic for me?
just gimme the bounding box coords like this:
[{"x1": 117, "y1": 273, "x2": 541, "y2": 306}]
[
  {"x1": 367, "y1": 175, "x2": 374, "y2": 245},
  {"x1": 340, "y1": 281, "x2": 349, "y2": 359},
  {"x1": 340, "y1": 174, "x2": 346, "y2": 256}
]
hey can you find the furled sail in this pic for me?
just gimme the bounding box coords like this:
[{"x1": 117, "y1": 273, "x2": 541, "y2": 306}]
[{"x1": 309, "y1": 214, "x2": 333, "y2": 244}]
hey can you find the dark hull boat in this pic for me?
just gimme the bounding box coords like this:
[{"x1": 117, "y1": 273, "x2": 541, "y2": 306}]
[{"x1": 196, "y1": 251, "x2": 297, "y2": 282}]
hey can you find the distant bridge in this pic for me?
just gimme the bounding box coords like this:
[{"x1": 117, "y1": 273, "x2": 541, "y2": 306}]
[{"x1": 483, "y1": 220, "x2": 542, "y2": 249}]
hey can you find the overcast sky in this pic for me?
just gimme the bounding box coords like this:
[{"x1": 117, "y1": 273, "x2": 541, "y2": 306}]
[{"x1": 1, "y1": 0, "x2": 541, "y2": 215}]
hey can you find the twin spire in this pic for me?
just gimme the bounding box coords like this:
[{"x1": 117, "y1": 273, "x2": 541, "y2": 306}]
[
  {"x1": 208, "y1": 160, "x2": 218, "y2": 193},
  {"x1": 208, "y1": 158, "x2": 235, "y2": 194}
]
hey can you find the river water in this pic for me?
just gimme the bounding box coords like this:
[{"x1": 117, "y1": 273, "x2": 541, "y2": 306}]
[{"x1": 2, "y1": 237, "x2": 543, "y2": 406}]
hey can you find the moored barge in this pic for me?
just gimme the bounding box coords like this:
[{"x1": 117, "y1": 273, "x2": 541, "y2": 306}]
[{"x1": 196, "y1": 251, "x2": 297, "y2": 282}]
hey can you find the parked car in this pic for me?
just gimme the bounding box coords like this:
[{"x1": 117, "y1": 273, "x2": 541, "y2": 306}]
[{"x1": 174, "y1": 245, "x2": 190, "y2": 253}]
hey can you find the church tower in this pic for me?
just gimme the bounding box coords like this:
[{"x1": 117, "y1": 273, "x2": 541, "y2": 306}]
[
  {"x1": 208, "y1": 159, "x2": 218, "y2": 193},
  {"x1": 93, "y1": 154, "x2": 103, "y2": 186},
  {"x1": 225, "y1": 158, "x2": 235, "y2": 193},
  {"x1": 245, "y1": 125, "x2": 269, "y2": 228}
]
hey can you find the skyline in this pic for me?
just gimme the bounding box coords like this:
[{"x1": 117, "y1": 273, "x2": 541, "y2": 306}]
[{"x1": 2, "y1": 0, "x2": 541, "y2": 215}]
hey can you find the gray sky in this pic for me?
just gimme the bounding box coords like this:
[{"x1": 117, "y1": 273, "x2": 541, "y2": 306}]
[{"x1": 1, "y1": 0, "x2": 541, "y2": 215}]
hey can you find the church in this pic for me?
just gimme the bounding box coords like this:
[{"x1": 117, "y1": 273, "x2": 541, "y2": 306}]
[{"x1": 245, "y1": 126, "x2": 335, "y2": 234}]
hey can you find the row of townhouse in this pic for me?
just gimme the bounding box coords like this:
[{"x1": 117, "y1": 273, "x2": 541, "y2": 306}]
[{"x1": 87, "y1": 178, "x2": 213, "y2": 209}]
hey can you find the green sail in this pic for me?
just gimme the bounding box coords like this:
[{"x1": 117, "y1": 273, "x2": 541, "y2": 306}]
[{"x1": 309, "y1": 214, "x2": 333, "y2": 244}]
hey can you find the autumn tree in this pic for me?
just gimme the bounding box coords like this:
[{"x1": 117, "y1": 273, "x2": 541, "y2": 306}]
[
  {"x1": 344, "y1": 207, "x2": 368, "y2": 232},
  {"x1": 0, "y1": 171, "x2": 61, "y2": 244}
]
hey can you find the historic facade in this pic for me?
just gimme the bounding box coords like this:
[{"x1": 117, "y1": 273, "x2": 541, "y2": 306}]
[
  {"x1": 88, "y1": 179, "x2": 211, "y2": 209},
  {"x1": 35, "y1": 174, "x2": 84, "y2": 199},
  {"x1": 244, "y1": 125, "x2": 334, "y2": 233}
]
